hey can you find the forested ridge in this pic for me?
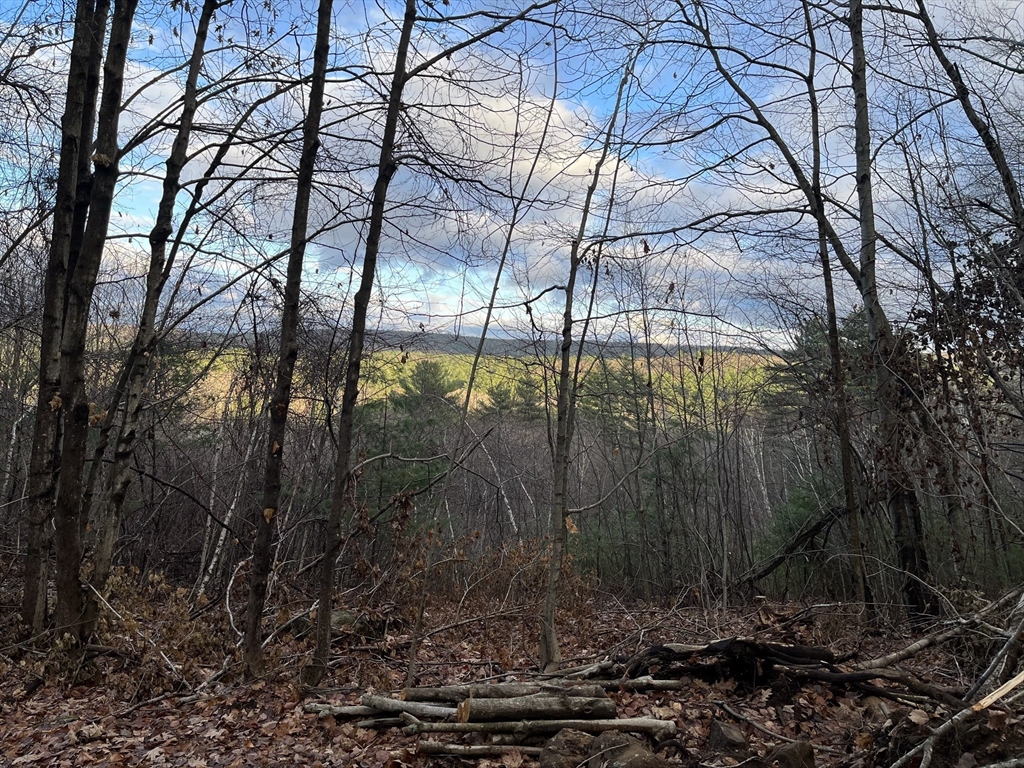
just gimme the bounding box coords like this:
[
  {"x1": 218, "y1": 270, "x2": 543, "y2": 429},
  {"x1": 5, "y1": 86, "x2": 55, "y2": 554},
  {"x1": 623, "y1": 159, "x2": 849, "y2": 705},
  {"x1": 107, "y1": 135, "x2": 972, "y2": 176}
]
[{"x1": 3, "y1": 0, "x2": 1024, "y2": 764}]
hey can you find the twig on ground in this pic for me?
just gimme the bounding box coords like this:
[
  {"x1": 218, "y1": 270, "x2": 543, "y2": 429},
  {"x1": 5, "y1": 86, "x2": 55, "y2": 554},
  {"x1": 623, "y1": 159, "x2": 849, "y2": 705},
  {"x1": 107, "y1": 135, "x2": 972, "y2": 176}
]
[
  {"x1": 966, "y1": 611, "x2": 1024, "y2": 701},
  {"x1": 714, "y1": 700, "x2": 844, "y2": 756},
  {"x1": 113, "y1": 655, "x2": 230, "y2": 718},
  {"x1": 262, "y1": 602, "x2": 317, "y2": 650},
  {"x1": 698, "y1": 757, "x2": 761, "y2": 768},
  {"x1": 423, "y1": 606, "x2": 530, "y2": 640},
  {"x1": 860, "y1": 587, "x2": 1023, "y2": 672},
  {"x1": 889, "y1": 705, "x2": 977, "y2": 768}
]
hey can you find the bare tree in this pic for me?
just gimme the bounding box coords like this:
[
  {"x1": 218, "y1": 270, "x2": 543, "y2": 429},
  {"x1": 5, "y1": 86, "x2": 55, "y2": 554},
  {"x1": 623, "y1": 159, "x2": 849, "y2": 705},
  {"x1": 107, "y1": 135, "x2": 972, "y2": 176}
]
[
  {"x1": 244, "y1": 0, "x2": 333, "y2": 675},
  {"x1": 20, "y1": 0, "x2": 109, "y2": 634},
  {"x1": 52, "y1": 0, "x2": 141, "y2": 639},
  {"x1": 540, "y1": 44, "x2": 640, "y2": 672},
  {"x1": 677, "y1": 0, "x2": 934, "y2": 619}
]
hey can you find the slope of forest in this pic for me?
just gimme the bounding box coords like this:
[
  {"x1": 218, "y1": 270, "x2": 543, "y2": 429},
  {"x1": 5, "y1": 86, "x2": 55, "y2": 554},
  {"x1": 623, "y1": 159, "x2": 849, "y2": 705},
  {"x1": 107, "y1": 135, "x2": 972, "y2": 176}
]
[{"x1": 3, "y1": 0, "x2": 1024, "y2": 764}]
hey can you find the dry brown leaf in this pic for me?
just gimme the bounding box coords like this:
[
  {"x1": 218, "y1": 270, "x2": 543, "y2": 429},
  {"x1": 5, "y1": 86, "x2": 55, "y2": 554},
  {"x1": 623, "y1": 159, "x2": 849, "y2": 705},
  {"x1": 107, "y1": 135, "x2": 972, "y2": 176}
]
[
  {"x1": 908, "y1": 709, "x2": 930, "y2": 725},
  {"x1": 501, "y1": 746, "x2": 525, "y2": 768},
  {"x1": 854, "y1": 731, "x2": 874, "y2": 750}
]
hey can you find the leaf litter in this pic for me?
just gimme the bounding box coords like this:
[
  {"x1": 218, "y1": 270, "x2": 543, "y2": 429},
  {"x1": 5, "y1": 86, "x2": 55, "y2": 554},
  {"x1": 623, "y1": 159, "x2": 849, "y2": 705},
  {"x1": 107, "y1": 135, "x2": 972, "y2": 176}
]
[{"x1": 3, "y1": 582, "x2": 1024, "y2": 767}]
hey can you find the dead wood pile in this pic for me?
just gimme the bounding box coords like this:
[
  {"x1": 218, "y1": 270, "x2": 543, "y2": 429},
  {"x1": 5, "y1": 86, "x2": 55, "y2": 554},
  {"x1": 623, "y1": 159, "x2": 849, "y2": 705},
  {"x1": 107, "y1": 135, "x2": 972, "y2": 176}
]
[{"x1": 305, "y1": 589, "x2": 1024, "y2": 765}]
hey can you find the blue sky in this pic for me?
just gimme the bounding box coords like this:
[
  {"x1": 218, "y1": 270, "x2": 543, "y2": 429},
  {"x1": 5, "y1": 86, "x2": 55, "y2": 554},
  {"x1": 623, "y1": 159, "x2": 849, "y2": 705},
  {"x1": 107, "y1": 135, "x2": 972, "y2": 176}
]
[{"x1": 4, "y1": 0, "x2": 1015, "y2": 351}]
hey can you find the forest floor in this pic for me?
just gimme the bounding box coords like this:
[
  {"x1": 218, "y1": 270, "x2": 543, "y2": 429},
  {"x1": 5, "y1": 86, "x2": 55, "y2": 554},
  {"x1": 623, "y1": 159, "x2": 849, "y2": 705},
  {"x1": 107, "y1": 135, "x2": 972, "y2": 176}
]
[{"x1": 2, "y1": 578, "x2": 1023, "y2": 768}]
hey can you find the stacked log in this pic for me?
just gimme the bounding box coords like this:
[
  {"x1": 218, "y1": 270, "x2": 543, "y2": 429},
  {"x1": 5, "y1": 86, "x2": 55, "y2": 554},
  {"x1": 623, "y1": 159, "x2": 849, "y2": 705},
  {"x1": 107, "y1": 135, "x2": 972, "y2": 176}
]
[{"x1": 304, "y1": 679, "x2": 678, "y2": 757}]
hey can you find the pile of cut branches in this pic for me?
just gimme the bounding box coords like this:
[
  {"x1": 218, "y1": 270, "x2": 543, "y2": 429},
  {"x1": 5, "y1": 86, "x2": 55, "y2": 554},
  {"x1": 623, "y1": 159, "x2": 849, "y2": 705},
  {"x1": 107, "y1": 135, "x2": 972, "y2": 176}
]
[{"x1": 306, "y1": 680, "x2": 677, "y2": 758}]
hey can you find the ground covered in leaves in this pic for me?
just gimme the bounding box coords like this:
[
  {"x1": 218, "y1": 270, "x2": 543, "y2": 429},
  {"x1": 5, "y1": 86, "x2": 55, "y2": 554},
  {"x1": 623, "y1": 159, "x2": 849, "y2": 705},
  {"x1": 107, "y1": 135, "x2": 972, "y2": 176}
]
[{"x1": 2, "y1": 573, "x2": 1022, "y2": 767}]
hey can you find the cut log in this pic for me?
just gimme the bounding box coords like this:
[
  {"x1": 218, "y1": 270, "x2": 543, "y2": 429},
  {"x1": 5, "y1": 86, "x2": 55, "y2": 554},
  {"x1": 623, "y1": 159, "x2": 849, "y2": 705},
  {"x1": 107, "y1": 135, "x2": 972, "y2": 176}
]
[
  {"x1": 402, "y1": 682, "x2": 607, "y2": 702},
  {"x1": 360, "y1": 694, "x2": 457, "y2": 719},
  {"x1": 597, "y1": 677, "x2": 689, "y2": 692},
  {"x1": 304, "y1": 703, "x2": 379, "y2": 718},
  {"x1": 563, "y1": 660, "x2": 617, "y2": 679},
  {"x1": 457, "y1": 695, "x2": 616, "y2": 722},
  {"x1": 418, "y1": 742, "x2": 542, "y2": 757},
  {"x1": 404, "y1": 717, "x2": 677, "y2": 739}
]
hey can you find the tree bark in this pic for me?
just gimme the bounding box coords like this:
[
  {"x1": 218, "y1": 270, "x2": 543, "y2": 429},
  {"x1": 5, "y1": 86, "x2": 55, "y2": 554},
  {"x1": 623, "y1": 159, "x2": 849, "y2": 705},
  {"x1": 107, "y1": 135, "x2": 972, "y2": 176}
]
[
  {"x1": 802, "y1": 0, "x2": 871, "y2": 615},
  {"x1": 79, "y1": 0, "x2": 222, "y2": 639},
  {"x1": 53, "y1": 0, "x2": 140, "y2": 640},
  {"x1": 360, "y1": 694, "x2": 457, "y2": 719},
  {"x1": 21, "y1": 0, "x2": 108, "y2": 635}
]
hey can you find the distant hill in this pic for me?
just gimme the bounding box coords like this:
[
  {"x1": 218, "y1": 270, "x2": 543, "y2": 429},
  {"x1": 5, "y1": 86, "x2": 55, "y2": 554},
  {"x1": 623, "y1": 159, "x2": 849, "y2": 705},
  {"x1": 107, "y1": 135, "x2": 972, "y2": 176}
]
[
  {"x1": 367, "y1": 330, "x2": 556, "y2": 358},
  {"x1": 365, "y1": 329, "x2": 760, "y2": 359},
  {"x1": 176, "y1": 325, "x2": 760, "y2": 360}
]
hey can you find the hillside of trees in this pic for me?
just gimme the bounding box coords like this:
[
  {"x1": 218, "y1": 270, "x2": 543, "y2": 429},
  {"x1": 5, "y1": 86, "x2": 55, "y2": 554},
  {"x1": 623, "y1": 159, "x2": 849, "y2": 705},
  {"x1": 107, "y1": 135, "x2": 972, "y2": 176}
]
[{"x1": 4, "y1": 0, "x2": 1024, "y2": 763}]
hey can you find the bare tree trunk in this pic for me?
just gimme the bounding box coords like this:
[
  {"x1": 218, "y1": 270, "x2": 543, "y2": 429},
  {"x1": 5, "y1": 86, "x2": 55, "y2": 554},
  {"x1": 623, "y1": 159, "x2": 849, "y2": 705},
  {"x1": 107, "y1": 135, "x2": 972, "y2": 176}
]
[
  {"x1": 52, "y1": 0, "x2": 140, "y2": 640},
  {"x1": 303, "y1": 0, "x2": 418, "y2": 687},
  {"x1": 802, "y1": 0, "x2": 871, "y2": 615},
  {"x1": 78, "y1": 0, "x2": 221, "y2": 639},
  {"x1": 244, "y1": 0, "x2": 333, "y2": 675},
  {"x1": 849, "y1": 0, "x2": 933, "y2": 620},
  {"x1": 194, "y1": 417, "x2": 261, "y2": 601},
  {"x1": 193, "y1": 386, "x2": 234, "y2": 602},
  {"x1": 21, "y1": 0, "x2": 108, "y2": 635},
  {"x1": 540, "y1": 49, "x2": 637, "y2": 672}
]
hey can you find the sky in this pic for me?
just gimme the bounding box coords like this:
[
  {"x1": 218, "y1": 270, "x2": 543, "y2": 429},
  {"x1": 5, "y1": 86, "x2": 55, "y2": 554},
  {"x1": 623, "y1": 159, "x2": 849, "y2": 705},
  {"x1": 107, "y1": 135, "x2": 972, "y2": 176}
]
[{"x1": 3, "y1": 0, "x2": 1022, "y2": 352}]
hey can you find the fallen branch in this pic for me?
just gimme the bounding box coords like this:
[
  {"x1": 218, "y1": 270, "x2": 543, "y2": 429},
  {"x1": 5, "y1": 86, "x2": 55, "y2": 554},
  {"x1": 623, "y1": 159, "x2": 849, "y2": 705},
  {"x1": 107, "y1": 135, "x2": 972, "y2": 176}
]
[
  {"x1": 560, "y1": 660, "x2": 617, "y2": 679},
  {"x1": 623, "y1": 636, "x2": 835, "y2": 678},
  {"x1": 856, "y1": 623, "x2": 977, "y2": 671},
  {"x1": 402, "y1": 716, "x2": 676, "y2": 739},
  {"x1": 423, "y1": 606, "x2": 531, "y2": 640},
  {"x1": 860, "y1": 587, "x2": 1023, "y2": 671},
  {"x1": 888, "y1": 704, "x2": 976, "y2": 768},
  {"x1": 355, "y1": 718, "x2": 406, "y2": 729},
  {"x1": 417, "y1": 742, "x2": 541, "y2": 757},
  {"x1": 402, "y1": 682, "x2": 607, "y2": 702},
  {"x1": 972, "y1": 669, "x2": 1024, "y2": 711},
  {"x1": 965, "y1": 611, "x2": 1024, "y2": 701},
  {"x1": 597, "y1": 677, "x2": 689, "y2": 693},
  {"x1": 786, "y1": 667, "x2": 965, "y2": 709},
  {"x1": 361, "y1": 694, "x2": 457, "y2": 720},
  {"x1": 715, "y1": 701, "x2": 845, "y2": 756},
  {"x1": 305, "y1": 704, "x2": 380, "y2": 718}
]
